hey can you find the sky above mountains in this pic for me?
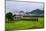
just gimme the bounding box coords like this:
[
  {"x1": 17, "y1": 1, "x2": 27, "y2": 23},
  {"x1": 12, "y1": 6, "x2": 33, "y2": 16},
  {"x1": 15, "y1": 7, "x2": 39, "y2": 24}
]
[{"x1": 6, "y1": 1, "x2": 44, "y2": 14}]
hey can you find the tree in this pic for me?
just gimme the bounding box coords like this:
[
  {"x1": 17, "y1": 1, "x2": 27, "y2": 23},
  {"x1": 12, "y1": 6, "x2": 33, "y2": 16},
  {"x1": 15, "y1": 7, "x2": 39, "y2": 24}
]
[{"x1": 5, "y1": 12, "x2": 13, "y2": 21}]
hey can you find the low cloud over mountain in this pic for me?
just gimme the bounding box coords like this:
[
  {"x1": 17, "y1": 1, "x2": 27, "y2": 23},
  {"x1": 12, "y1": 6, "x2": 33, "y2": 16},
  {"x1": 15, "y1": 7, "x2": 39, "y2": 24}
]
[{"x1": 25, "y1": 9, "x2": 44, "y2": 16}]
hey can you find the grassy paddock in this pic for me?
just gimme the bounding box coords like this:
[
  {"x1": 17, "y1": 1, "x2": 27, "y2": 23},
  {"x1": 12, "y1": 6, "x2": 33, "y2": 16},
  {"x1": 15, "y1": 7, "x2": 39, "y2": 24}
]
[{"x1": 5, "y1": 17, "x2": 44, "y2": 30}]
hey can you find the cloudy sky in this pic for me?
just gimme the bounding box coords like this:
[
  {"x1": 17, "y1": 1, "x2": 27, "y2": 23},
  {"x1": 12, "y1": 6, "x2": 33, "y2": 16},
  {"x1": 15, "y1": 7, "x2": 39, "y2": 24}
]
[{"x1": 6, "y1": 0, "x2": 44, "y2": 14}]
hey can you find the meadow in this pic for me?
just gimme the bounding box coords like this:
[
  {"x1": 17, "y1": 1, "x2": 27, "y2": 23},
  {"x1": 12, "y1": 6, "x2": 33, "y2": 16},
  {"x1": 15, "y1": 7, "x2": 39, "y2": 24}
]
[{"x1": 5, "y1": 17, "x2": 44, "y2": 30}]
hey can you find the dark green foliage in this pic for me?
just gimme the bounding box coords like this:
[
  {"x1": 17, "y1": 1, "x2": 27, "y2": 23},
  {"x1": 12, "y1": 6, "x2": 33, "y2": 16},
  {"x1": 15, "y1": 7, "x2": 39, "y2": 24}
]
[{"x1": 5, "y1": 12, "x2": 13, "y2": 21}]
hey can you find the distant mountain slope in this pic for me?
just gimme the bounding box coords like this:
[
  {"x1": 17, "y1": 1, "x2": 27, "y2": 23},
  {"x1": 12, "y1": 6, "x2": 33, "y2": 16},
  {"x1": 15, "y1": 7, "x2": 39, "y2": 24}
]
[
  {"x1": 25, "y1": 9, "x2": 44, "y2": 16},
  {"x1": 30, "y1": 9, "x2": 44, "y2": 14}
]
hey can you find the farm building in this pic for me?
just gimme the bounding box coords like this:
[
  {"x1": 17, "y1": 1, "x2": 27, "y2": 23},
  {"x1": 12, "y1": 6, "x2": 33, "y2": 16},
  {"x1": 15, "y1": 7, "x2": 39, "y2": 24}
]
[
  {"x1": 13, "y1": 14, "x2": 44, "y2": 21},
  {"x1": 13, "y1": 14, "x2": 23, "y2": 20}
]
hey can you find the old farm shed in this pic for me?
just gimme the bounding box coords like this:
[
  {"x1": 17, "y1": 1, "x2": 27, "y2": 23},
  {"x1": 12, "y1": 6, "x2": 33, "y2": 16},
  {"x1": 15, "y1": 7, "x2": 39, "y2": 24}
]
[
  {"x1": 22, "y1": 16, "x2": 38, "y2": 21},
  {"x1": 13, "y1": 15, "x2": 44, "y2": 21}
]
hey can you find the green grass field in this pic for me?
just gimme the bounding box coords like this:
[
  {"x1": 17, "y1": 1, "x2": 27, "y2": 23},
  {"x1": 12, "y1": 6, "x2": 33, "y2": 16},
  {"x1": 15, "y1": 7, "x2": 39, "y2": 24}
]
[{"x1": 5, "y1": 17, "x2": 44, "y2": 30}]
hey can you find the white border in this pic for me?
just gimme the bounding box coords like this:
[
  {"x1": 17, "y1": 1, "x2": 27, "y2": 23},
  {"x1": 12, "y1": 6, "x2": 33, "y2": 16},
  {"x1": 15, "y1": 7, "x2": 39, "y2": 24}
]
[
  {"x1": 0, "y1": 0, "x2": 5, "y2": 31},
  {"x1": 16, "y1": 0, "x2": 43, "y2": 2},
  {"x1": 0, "y1": 0, "x2": 45, "y2": 31}
]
